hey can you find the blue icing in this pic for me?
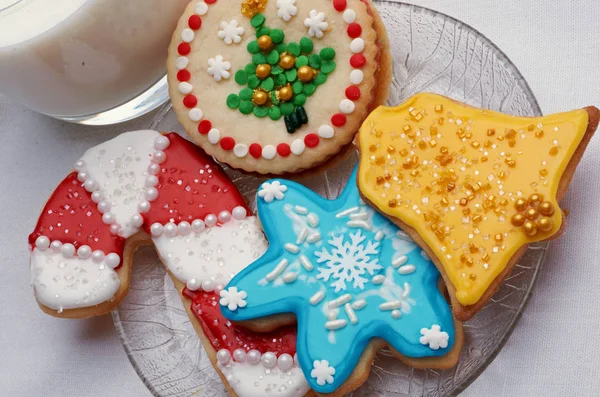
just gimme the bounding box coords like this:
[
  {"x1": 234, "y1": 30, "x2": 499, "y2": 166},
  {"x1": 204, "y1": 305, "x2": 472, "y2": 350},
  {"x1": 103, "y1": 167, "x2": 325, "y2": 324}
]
[{"x1": 221, "y1": 167, "x2": 455, "y2": 394}]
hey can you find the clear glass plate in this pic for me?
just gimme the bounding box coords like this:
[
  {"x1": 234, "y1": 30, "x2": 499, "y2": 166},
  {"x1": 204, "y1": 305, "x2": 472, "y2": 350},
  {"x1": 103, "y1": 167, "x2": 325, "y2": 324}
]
[{"x1": 112, "y1": 2, "x2": 546, "y2": 396}]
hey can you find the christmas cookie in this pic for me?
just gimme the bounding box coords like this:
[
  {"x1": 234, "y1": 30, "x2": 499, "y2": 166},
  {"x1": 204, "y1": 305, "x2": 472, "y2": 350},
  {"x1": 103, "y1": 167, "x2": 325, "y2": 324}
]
[
  {"x1": 356, "y1": 93, "x2": 599, "y2": 320},
  {"x1": 220, "y1": 168, "x2": 463, "y2": 396},
  {"x1": 28, "y1": 131, "x2": 311, "y2": 397},
  {"x1": 167, "y1": 0, "x2": 391, "y2": 174}
]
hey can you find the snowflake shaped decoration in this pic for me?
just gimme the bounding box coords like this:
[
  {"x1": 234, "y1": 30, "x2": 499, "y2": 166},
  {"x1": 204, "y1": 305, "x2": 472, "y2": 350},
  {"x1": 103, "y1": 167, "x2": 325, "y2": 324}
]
[
  {"x1": 419, "y1": 324, "x2": 449, "y2": 350},
  {"x1": 258, "y1": 181, "x2": 287, "y2": 203},
  {"x1": 315, "y1": 231, "x2": 382, "y2": 292},
  {"x1": 221, "y1": 167, "x2": 456, "y2": 394},
  {"x1": 218, "y1": 20, "x2": 245, "y2": 44},
  {"x1": 207, "y1": 55, "x2": 231, "y2": 82},
  {"x1": 304, "y1": 10, "x2": 328, "y2": 39},
  {"x1": 311, "y1": 360, "x2": 335, "y2": 386},
  {"x1": 277, "y1": 0, "x2": 297, "y2": 22},
  {"x1": 219, "y1": 287, "x2": 247, "y2": 310}
]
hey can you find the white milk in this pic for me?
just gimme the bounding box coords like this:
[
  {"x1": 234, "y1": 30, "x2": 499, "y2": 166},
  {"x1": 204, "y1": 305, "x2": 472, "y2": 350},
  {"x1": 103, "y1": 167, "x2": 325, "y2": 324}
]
[{"x1": 0, "y1": 0, "x2": 189, "y2": 117}]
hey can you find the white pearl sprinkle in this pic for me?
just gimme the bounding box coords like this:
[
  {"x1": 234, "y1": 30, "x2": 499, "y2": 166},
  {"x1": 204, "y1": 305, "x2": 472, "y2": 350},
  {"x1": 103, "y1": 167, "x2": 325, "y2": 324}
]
[
  {"x1": 50, "y1": 240, "x2": 62, "y2": 252},
  {"x1": 83, "y1": 179, "x2": 97, "y2": 192},
  {"x1": 233, "y1": 348, "x2": 246, "y2": 363},
  {"x1": 97, "y1": 201, "x2": 111, "y2": 214},
  {"x1": 102, "y1": 213, "x2": 115, "y2": 225},
  {"x1": 290, "y1": 139, "x2": 305, "y2": 155},
  {"x1": 60, "y1": 243, "x2": 76, "y2": 258},
  {"x1": 205, "y1": 214, "x2": 217, "y2": 227},
  {"x1": 77, "y1": 245, "x2": 92, "y2": 259},
  {"x1": 262, "y1": 145, "x2": 277, "y2": 160},
  {"x1": 350, "y1": 69, "x2": 364, "y2": 85},
  {"x1": 218, "y1": 210, "x2": 231, "y2": 223},
  {"x1": 148, "y1": 163, "x2": 161, "y2": 175},
  {"x1": 91, "y1": 191, "x2": 103, "y2": 203},
  {"x1": 145, "y1": 187, "x2": 159, "y2": 201},
  {"x1": 105, "y1": 253, "x2": 120, "y2": 269},
  {"x1": 152, "y1": 151, "x2": 166, "y2": 164},
  {"x1": 178, "y1": 221, "x2": 192, "y2": 236},
  {"x1": 247, "y1": 349, "x2": 261, "y2": 365},
  {"x1": 186, "y1": 278, "x2": 202, "y2": 291},
  {"x1": 192, "y1": 219, "x2": 206, "y2": 233},
  {"x1": 339, "y1": 99, "x2": 356, "y2": 114},
  {"x1": 145, "y1": 175, "x2": 159, "y2": 187},
  {"x1": 189, "y1": 108, "x2": 203, "y2": 122},
  {"x1": 164, "y1": 223, "x2": 178, "y2": 237},
  {"x1": 35, "y1": 236, "x2": 50, "y2": 251},
  {"x1": 201, "y1": 279, "x2": 215, "y2": 292},
  {"x1": 74, "y1": 160, "x2": 85, "y2": 171},
  {"x1": 138, "y1": 201, "x2": 151, "y2": 213},
  {"x1": 232, "y1": 206, "x2": 247, "y2": 220},
  {"x1": 91, "y1": 250, "x2": 105, "y2": 263},
  {"x1": 77, "y1": 171, "x2": 88, "y2": 182},
  {"x1": 261, "y1": 352, "x2": 277, "y2": 369},
  {"x1": 154, "y1": 135, "x2": 170, "y2": 150},
  {"x1": 109, "y1": 224, "x2": 120, "y2": 235},
  {"x1": 277, "y1": 353, "x2": 294, "y2": 371},
  {"x1": 217, "y1": 349, "x2": 231, "y2": 365},
  {"x1": 150, "y1": 223, "x2": 163, "y2": 237},
  {"x1": 131, "y1": 214, "x2": 144, "y2": 227}
]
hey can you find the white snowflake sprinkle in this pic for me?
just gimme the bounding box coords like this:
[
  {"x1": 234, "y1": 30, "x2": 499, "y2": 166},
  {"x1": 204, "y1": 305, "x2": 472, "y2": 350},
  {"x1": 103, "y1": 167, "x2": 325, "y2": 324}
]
[
  {"x1": 419, "y1": 324, "x2": 449, "y2": 350},
  {"x1": 311, "y1": 360, "x2": 335, "y2": 386},
  {"x1": 304, "y1": 10, "x2": 328, "y2": 39},
  {"x1": 219, "y1": 287, "x2": 247, "y2": 311},
  {"x1": 315, "y1": 230, "x2": 382, "y2": 292},
  {"x1": 277, "y1": 0, "x2": 297, "y2": 22},
  {"x1": 258, "y1": 181, "x2": 288, "y2": 203},
  {"x1": 217, "y1": 20, "x2": 244, "y2": 44},
  {"x1": 207, "y1": 55, "x2": 231, "y2": 82}
]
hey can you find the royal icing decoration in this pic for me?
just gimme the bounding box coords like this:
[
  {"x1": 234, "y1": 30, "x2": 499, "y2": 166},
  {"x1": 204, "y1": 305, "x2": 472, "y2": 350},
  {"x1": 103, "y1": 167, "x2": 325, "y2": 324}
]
[
  {"x1": 419, "y1": 325, "x2": 450, "y2": 350},
  {"x1": 304, "y1": 10, "x2": 328, "y2": 39},
  {"x1": 221, "y1": 167, "x2": 455, "y2": 394},
  {"x1": 170, "y1": 0, "x2": 378, "y2": 167},
  {"x1": 207, "y1": 55, "x2": 232, "y2": 81},
  {"x1": 218, "y1": 20, "x2": 245, "y2": 44},
  {"x1": 277, "y1": 0, "x2": 297, "y2": 21},
  {"x1": 357, "y1": 93, "x2": 592, "y2": 307},
  {"x1": 257, "y1": 180, "x2": 288, "y2": 202}
]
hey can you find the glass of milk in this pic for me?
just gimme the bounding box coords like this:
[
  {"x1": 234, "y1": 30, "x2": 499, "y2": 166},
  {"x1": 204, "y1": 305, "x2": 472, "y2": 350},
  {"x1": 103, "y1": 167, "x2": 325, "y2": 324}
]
[{"x1": 0, "y1": 0, "x2": 189, "y2": 125}]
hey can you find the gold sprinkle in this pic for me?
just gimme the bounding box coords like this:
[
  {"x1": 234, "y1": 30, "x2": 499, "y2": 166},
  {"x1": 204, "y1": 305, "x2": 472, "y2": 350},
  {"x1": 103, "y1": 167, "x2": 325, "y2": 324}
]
[
  {"x1": 482, "y1": 253, "x2": 490, "y2": 261},
  {"x1": 430, "y1": 126, "x2": 438, "y2": 135},
  {"x1": 505, "y1": 158, "x2": 516, "y2": 168},
  {"x1": 494, "y1": 233, "x2": 503, "y2": 243},
  {"x1": 376, "y1": 176, "x2": 385, "y2": 185},
  {"x1": 469, "y1": 243, "x2": 479, "y2": 253},
  {"x1": 506, "y1": 129, "x2": 517, "y2": 139},
  {"x1": 514, "y1": 198, "x2": 528, "y2": 211},
  {"x1": 484, "y1": 140, "x2": 492, "y2": 148},
  {"x1": 429, "y1": 139, "x2": 438, "y2": 148},
  {"x1": 529, "y1": 194, "x2": 543, "y2": 205},
  {"x1": 466, "y1": 258, "x2": 474, "y2": 267},
  {"x1": 511, "y1": 213, "x2": 525, "y2": 226},
  {"x1": 440, "y1": 146, "x2": 449, "y2": 155},
  {"x1": 487, "y1": 129, "x2": 496, "y2": 136},
  {"x1": 539, "y1": 201, "x2": 555, "y2": 216},
  {"x1": 387, "y1": 145, "x2": 395, "y2": 154},
  {"x1": 456, "y1": 129, "x2": 466, "y2": 139},
  {"x1": 402, "y1": 125, "x2": 412, "y2": 133},
  {"x1": 447, "y1": 182, "x2": 456, "y2": 191},
  {"x1": 549, "y1": 146, "x2": 559, "y2": 156},
  {"x1": 410, "y1": 169, "x2": 420, "y2": 177},
  {"x1": 539, "y1": 168, "x2": 548, "y2": 177},
  {"x1": 418, "y1": 140, "x2": 427, "y2": 150},
  {"x1": 508, "y1": 139, "x2": 516, "y2": 148},
  {"x1": 498, "y1": 171, "x2": 507, "y2": 179},
  {"x1": 528, "y1": 124, "x2": 535, "y2": 131},
  {"x1": 400, "y1": 148, "x2": 409, "y2": 157},
  {"x1": 441, "y1": 197, "x2": 449, "y2": 206},
  {"x1": 523, "y1": 220, "x2": 538, "y2": 236},
  {"x1": 481, "y1": 156, "x2": 488, "y2": 162},
  {"x1": 369, "y1": 144, "x2": 377, "y2": 152},
  {"x1": 388, "y1": 199, "x2": 397, "y2": 208},
  {"x1": 438, "y1": 118, "x2": 445, "y2": 125},
  {"x1": 463, "y1": 208, "x2": 471, "y2": 215},
  {"x1": 525, "y1": 208, "x2": 539, "y2": 220},
  {"x1": 535, "y1": 130, "x2": 544, "y2": 139},
  {"x1": 459, "y1": 198, "x2": 468, "y2": 206},
  {"x1": 469, "y1": 273, "x2": 476, "y2": 280},
  {"x1": 497, "y1": 135, "x2": 505, "y2": 141},
  {"x1": 472, "y1": 214, "x2": 483, "y2": 223},
  {"x1": 434, "y1": 104, "x2": 444, "y2": 113},
  {"x1": 460, "y1": 254, "x2": 467, "y2": 263},
  {"x1": 241, "y1": 0, "x2": 267, "y2": 17},
  {"x1": 471, "y1": 141, "x2": 481, "y2": 149},
  {"x1": 375, "y1": 156, "x2": 385, "y2": 165},
  {"x1": 537, "y1": 216, "x2": 553, "y2": 232}
]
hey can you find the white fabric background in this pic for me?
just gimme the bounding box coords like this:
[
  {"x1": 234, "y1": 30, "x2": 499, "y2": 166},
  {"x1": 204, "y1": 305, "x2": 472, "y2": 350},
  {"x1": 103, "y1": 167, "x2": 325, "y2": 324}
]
[{"x1": 1, "y1": 0, "x2": 599, "y2": 395}]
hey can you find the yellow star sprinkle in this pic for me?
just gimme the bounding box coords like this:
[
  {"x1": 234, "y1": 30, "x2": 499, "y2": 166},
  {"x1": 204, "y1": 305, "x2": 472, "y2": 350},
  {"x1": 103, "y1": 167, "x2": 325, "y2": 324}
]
[{"x1": 357, "y1": 93, "x2": 597, "y2": 318}]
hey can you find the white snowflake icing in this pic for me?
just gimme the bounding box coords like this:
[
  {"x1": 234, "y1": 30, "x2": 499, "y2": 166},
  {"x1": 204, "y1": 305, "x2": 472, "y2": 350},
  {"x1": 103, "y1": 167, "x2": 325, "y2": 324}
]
[
  {"x1": 277, "y1": 0, "x2": 298, "y2": 22},
  {"x1": 311, "y1": 360, "x2": 335, "y2": 386},
  {"x1": 304, "y1": 10, "x2": 328, "y2": 39},
  {"x1": 218, "y1": 20, "x2": 245, "y2": 44},
  {"x1": 315, "y1": 231, "x2": 382, "y2": 292},
  {"x1": 419, "y1": 325, "x2": 449, "y2": 350},
  {"x1": 258, "y1": 181, "x2": 288, "y2": 203},
  {"x1": 219, "y1": 287, "x2": 247, "y2": 311},
  {"x1": 207, "y1": 55, "x2": 231, "y2": 82}
]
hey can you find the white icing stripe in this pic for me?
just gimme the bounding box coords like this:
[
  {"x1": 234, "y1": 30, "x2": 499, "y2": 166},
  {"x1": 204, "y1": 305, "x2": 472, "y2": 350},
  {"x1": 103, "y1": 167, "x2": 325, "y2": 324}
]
[
  {"x1": 309, "y1": 290, "x2": 325, "y2": 305},
  {"x1": 299, "y1": 255, "x2": 314, "y2": 271},
  {"x1": 153, "y1": 217, "x2": 267, "y2": 290},
  {"x1": 266, "y1": 258, "x2": 289, "y2": 281}
]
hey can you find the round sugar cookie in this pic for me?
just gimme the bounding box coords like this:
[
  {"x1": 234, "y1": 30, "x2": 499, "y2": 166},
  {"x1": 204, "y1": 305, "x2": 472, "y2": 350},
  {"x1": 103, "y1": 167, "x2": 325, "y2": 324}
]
[{"x1": 167, "y1": 0, "x2": 391, "y2": 174}]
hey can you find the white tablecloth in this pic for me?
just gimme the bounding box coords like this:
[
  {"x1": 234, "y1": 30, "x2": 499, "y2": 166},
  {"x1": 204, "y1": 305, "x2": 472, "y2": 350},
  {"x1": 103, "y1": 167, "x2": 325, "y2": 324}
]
[{"x1": 1, "y1": 1, "x2": 599, "y2": 395}]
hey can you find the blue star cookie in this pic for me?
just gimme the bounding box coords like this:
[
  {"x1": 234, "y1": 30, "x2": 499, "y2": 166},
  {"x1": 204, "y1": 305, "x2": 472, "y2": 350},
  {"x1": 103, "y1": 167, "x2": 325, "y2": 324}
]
[{"x1": 220, "y1": 167, "x2": 455, "y2": 394}]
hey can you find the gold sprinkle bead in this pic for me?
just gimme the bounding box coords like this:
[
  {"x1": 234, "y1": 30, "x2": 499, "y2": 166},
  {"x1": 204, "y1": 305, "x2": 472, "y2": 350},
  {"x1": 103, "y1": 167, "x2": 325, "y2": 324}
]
[
  {"x1": 252, "y1": 90, "x2": 268, "y2": 106},
  {"x1": 514, "y1": 198, "x2": 528, "y2": 212},
  {"x1": 297, "y1": 66, "x2": 315, "y2": 83},
  {"x1": 525, "y1": 208, "x2": 539, "y2": 220},
  {"x1": 459, "y1": 198, "x2": 468, "y2": 206},
  {"x1": 523, "y1": 221, "x2": 538, "y2": 236},
  {"x1": 440, "y1": 197, "x2": 449, "y2": 206},
  {"x1": 255, "y1": 64, "x2": 272, "y2": 79},
  {"x1": 528, "y1": 124, "x2": 535, "y2": 131},
  {"x1": 535, "y1": 130, "x2": 544, "y2": 138},
  {"x1": 472, "y1": 214, "x2": 482, "y2": 223},
  {"x1": 511, "y1": 213, "x2": 525, "y2": 226},
  {"x1": 539, "y1": 168, "x2": 548, "y2": 177},
  {"x1": 279, "y1": 54, "x2": 296, "y2": 70},
  {"x1": 369, "y1": 144, "x2": 377, "y2": 152},
  {"x1": 278, "y1": 85, "x2": 293, "y2": 101},
  {"x1": 429, "y1": 139, "x2": 437, "y2": 148},
  {"x1": 549, "y1": 146, "x2": 559, "y2": 156},
  {"x1": 529, "y1": 193, "x2": 543, "y2": 205},
  {"x1": 506, "y1": 129, "x2": 517, "y2": 139},
  {"x1": 539, "y1": 201, "x2": 555, "y2": 216},
  {"x1": 257, "y1": 35, "x2": 273, "y2": 51},
  {"x1": 537, "y1": 216, "x2": 554, "y2": 232},
  {"x1": 241, "y1": 0, "x2": 267, "y2": 16}
]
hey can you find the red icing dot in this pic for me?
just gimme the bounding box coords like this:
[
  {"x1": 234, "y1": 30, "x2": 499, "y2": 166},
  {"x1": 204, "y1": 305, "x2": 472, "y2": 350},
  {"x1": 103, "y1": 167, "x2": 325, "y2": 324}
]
[
  {"x1": 249, "y1": 143, "x2": 262, "y2": 159},
  {"x1": 350, "y1": 54, "x2": 366, "y2": 68},
  {"x1": 178, "y1": 43, "x2": 191, "y2": 55},
  {"x1": 345, "y1": 86, "x2": 361, "y2": 101},
  {"x1": 304, "y1": 133, "x2": 320, "y2": 148},
  {"x1": 220, "y1": 137, "x2": 235, "y2": 151},
  {"x1": 347, "y1": 23, "x2": 362, "y2": 38},
  {"x1": 183, "y1": 289, "x2": 297, "y2": 356},
  {"x1": 28, "y1": 172, "x2": 125, "y2": 257},
  {"x1": 198, "y1": 120, "x2": 212, "y2": 135},
  {"x1": 183, "y1": 95, "x2": 197, "y2": 108},
  {"x1": 331, "y1": 113, "x2": 347, "y2": 127},
  {"x1": 188, "y1": 15, "x2": 202, "y2": 30},
  {"x1": 143, "y1": 133, "x2": 248, "y2": 227},
  {"x1": 177, "y1": 69, "x2": 191, "y2": 82},
  {"x1": 333, "y1": 0, "x2": 347, "y2": 11},
  {"x1": 277, "y1": 143, "x2": 291, "y2": 157}
]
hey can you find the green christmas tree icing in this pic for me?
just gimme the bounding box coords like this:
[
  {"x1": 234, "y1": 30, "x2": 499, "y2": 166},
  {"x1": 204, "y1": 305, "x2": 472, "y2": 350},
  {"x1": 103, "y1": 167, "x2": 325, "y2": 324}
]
[{"x1": 226, "y1": 13, "x2": 336, "y2": 133}]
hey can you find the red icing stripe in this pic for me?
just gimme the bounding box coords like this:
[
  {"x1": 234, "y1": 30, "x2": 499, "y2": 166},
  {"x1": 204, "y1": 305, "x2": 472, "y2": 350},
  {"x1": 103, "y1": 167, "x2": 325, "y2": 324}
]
[
  {"x1": 142, "y1": 133, "x2": 248, "y2": 228},
  {"x1": 183, "y1": 289, "x2": 297, "y2": 356},
  {"x1": 28, "y1": 172, "x2": 125, "y2": 256}
]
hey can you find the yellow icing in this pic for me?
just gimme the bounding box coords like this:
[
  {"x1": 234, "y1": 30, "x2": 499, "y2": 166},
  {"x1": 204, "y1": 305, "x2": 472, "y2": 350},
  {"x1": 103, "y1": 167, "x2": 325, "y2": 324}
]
[{"x1": 358, "y1": 93, "x2": 589, "y2": 306}]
